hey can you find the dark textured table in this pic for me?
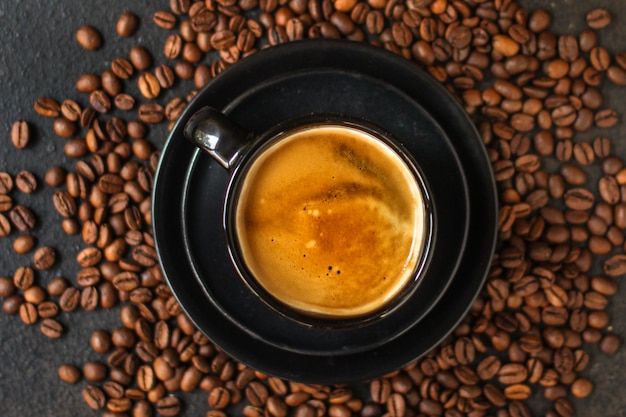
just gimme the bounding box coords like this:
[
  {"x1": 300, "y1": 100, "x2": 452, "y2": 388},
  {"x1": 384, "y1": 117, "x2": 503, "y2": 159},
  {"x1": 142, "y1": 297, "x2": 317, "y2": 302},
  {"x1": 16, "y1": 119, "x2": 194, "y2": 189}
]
[{"x1": 1, "y1": 0, "x2": 625, "y2": 416}]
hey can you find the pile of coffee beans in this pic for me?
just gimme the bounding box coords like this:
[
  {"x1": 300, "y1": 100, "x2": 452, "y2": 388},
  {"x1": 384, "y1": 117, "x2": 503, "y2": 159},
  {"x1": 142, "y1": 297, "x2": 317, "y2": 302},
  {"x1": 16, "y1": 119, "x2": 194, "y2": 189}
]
[{"x1": 2, "y1": 0, "x2": 626, "y2": 416}]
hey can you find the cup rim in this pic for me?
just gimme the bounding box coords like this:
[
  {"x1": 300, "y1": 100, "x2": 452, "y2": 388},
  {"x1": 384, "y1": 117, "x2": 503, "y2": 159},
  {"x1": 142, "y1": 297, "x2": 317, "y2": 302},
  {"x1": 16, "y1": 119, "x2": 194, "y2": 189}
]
[{"x1": 222, "y1": 113, "x2": 436, "y2": 328}]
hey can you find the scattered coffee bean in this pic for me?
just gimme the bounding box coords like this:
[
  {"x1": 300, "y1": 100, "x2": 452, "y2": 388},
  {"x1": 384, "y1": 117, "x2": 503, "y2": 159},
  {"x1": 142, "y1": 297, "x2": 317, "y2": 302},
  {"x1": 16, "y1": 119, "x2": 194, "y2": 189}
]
[
  {"x1": 33, "y1": 245, "x2": 56, "y2": 270},
  {"x1": 33, "y1": 97, "x2": 60, "y2": 117},
  {"x1": 586, "y1": 8, "x2": 611, "y2": 29},
  {"x1": 11, "y1": 120, "x2": 30, "y2": 149},
  {"x1": 82, "y1": 385, "x2": 106, "y2": 410},
  {"x1": 15, "y1": 171, "x2": 37, "y2": 194},
  {"x1": 58, "y1": 364, "x2": 82, "y2": 383},
  {"x1": 76, "y1": 25, "x2": 102, "y2": 51},
  {"x1": 117, "y1": 12, "x2": 139, "y2": 37},
  {"x1": 40, "y1": 318, "x2": 63, "y2": 338}
]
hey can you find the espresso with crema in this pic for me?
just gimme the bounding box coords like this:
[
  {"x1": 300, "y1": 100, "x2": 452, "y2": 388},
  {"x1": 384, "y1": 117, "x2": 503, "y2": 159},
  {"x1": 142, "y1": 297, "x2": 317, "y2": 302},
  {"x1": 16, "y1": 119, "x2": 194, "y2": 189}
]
[{"x1": 234, "y1": 124, "x2": 428, "y2": 318}]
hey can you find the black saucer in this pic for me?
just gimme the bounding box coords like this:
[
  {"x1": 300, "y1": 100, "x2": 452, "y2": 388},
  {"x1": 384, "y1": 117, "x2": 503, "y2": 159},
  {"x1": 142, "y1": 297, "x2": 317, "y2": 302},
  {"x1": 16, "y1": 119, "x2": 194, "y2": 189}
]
[{"x1": 153, "y1": 40, "x2": 497, "y2": 383}]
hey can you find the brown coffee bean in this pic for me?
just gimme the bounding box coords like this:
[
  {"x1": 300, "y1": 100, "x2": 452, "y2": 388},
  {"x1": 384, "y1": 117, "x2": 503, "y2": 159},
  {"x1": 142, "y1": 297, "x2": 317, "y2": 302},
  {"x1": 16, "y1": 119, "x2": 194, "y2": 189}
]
[
  {"x1": 136, "y1": 365, "x2": 156, "y2": 392},
  {"x1": 33, "y1": 246, "x2": 56, "y2": 270},
  {"x1": 154, "y1": 10, "x2": 177, "y2": 29},
  {"x1": 564, "y1": 188, "x2": 594, "y2": 210},
  {"x1": 0, "y1": 213, "x2": 10, "y2": 236},
  {"x1": 0, "y1": 276, "x2": 15, "y2": 298},
  {"x1": 36, "y1": 301, "x2": 58, "y2": 322},
  {"x1": 209, "y1": 386, "x2": 231, "y2": 409},
  {"x1": 138, "y1": 73, "x2": 161, "y2": 99},
  {"x1": 493, "y1": 34, "x2": 519, "y2": 57},
  {"x1": 604, "y1": 254, "x2": 626, "y2": 277},
  {"x1": 44, "y1": 166, "x2": 65, "y2": 188},
  {"x1": 83, "y1": 385, "x2": 106, "y2": 410},
  {"x1": 156, "y1": 396, "x2": 182, "y2": 416},
  {"x1": 130, "y1": 46, "x2": 153, "y2": 71},
  {"x1": 19, "y1": 302, "x2": 38, "y2": 324},
  {"x1": 552, "y1": 105, "x2": 576, "y2": 126},
  {"x1": 76, "y1": 73, "x2": 101, "y2": 93},
  {"x1": 246, "y1": 381, "x2": 269, "y2": 407},
  {"x1": 599, "y1": 175, "x2": 620, "y2": 204},
  {"x1": 600, "y1": 333, "x2": 621, "y2": 354},
  {"x1": 607, "y1": 66, "x2": 626, "y2": 86},
  {"x1": 117, "y1": 12, "x2": 138, "y2": 37},
  {"x1": 558, "y1": 34, "x2": 579, "y2": 62},
  {"x1": 58, "y1": 364, "x2": 82, "y2": 383},
  {"x1": 112, "y1": 57, "x2": 134, "y2": 79},
  {"x1": 164, "y1": 34, "x2": 183, "y2": 59},
  {"x1": 84, "y1": 361, "x2": 108, "y2": 382},
  {"x1": 101, "y1": 70, "x2": 121, "y2": 96},
  {"x1": 138, "y1": 103, "x2": 165, "y2": 123},
  {"x1": 52, "y1": 190, "x2": 76, "y2": 218},
  {"x1": 11, "y1": 120, "x2": 30, "y2": 149},
  {"x1": 40, "y1": 318, "x2": 63, "y2": 338},
  {"x1": 475, "y1": 356, "x2": 501, "y2": 381},
  {"x1": 595, "y1": 109, "x2": 618, "y2": 128},
  {"x1": 0, "y1": 194, "x2": 13, "y2": 213},
  {"x1": 14, "y1": 170, "x2": 37, "y2": 194},
  {"x1": 586, "y1": 8, "x2": 611, "y2": 29},
  {"x1": 370, "y1": 378, "x2": 391, "y2": 403},
  {"x1": 91, "y1": 329, "x2": 112, "y2": 353},
  {"x1": 90, "y1": 90, "x2": 111, "y2": 113},
  {"x1": 76, "y1": 25, "x2": 101, "y2": 50},
  {"x1": 114, "y1": 93, "x2": 135, "y2": 111},
  {"x1": 529, "y1": 9, "x2": 552, "y2": 33},
  {"x1": 59, "y1": 287, "x2": 80, "y2": 312},
  {"x1": 13, "y1": 266, "x2": 35, "y2": 290},
  {"x1": 0, "y1": 172, "x2": 13, "y2": 193},
  {"x1": 10, "y1": 205, "x2": 36, "y2": 231},
  {"x1": 34, "y1": 97, "x2": 60, "y2": 117}
]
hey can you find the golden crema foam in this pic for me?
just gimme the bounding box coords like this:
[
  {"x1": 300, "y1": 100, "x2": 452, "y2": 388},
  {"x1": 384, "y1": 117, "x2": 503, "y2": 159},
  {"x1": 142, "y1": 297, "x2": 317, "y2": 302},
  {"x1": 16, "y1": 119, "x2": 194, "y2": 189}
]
[{"x1": 234, "y1": 124, "x2": 427, "y2": 318}]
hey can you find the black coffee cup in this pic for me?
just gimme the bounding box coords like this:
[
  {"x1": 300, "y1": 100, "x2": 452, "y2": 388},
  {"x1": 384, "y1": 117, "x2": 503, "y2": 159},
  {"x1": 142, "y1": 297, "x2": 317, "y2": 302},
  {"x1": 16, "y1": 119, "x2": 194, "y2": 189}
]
[{"x1": 184, "y1": 107, "x2": 434, "y2": 325}]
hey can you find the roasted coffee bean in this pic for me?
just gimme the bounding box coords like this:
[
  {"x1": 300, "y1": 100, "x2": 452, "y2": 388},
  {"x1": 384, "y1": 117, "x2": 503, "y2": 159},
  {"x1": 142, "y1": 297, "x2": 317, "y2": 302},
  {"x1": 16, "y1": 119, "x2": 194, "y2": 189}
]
[
  {"x1": 156, "y1": 396, "x2": 181, "y2": 416},
  {"x1": 154, "y1": 10, "x2": 177, "y2": 29},
  {"x1": 11, "y1": 120, "x2": 30, "y2": 149},
  {"x1": 14, "y1": 171, "x2": 36, "y2": 194},
  {"x1": 59, "y1": 287, "x2": 80, "y2": 312},
  {"x1": 156, "y1": 64, "x2": 176, "y2": 88},
  {"x1": 45, "y1": 166, "x2": 66, "y2": 188},
  {"x1": 112, "y1": 57, "x2": 134, "y2": 79},
  {"x1": 0, "y1": 277, "x2": 15, "y2": 298},
  {"x1": 40, "y1": 318, "x2": 63, "y2": 338},
  {"x1": 58, "y1": 364, "x2": 82, "y2": 383},
  {"x1": 0, "y1": 172, "x2": 13, "y2": 193},
  {"x1": 599, "y1": 175, "x2": 620, "y2": 204},
  {"x1": 117, "y1": 12, "x2": 138, "y2": 37},
  {"x1": 76, "y1": 25, "x2": 102, "y2": 50},
  {"x1": 76, "y1": 73, "x2": 101, "y2": 93},
  {"x1": 138, "y1": 103, "x2": 165, "y2": 123},
  {"x1": 595, "y1": 109, "x2": 618, "y2": 128},
  {"x1": 0, "y1": 213, "x2": 10, "y2": 236},
  {"x1": 36, "y1": 295, "x2": 59, "y2": 320},
  {"x1": 0, "y1": 195, "x2": 13, "y2": 213},
  {"x1": 9, "y1": 205, "x2": 35, "y2": 231},
  {"x1": 130, "y1": 46, "x2": 153, "y2": 71},
  {"x1": 586, "y1": 8, "x2": 611, "y2": 29},
  {"x1": 138, "y1": 73, "x2": 161, "y2": 99},
  {"x1": 33, "y1": 246, "x2": 56, "y2": 270},
  {"x1": 19, "y1": 302, "x2": 38, "y2": 324},
  {"x1": 52, "y1": 190, "x2": 76, "y2": 218},
  {"x1": 83, "y1": 385, "x2": 106, "y2": 410},
  {"x1": 604, "y1": 254, "x2": 626, "y2": 276},
  {"x1": 34, "y1": 97, "x2": 60, "y2": 117}
]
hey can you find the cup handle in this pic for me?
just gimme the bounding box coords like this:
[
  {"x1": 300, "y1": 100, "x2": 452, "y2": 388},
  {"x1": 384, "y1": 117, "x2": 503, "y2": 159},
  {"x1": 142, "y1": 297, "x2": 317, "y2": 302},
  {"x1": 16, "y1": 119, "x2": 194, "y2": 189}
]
[{"x1": 184, "y1": 107, "x2": 252, "y2": 170}]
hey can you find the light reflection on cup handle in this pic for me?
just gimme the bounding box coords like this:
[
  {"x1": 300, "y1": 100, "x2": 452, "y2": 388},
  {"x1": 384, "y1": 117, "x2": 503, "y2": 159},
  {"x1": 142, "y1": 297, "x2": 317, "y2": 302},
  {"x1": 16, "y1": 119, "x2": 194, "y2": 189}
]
[{"x1": 183, "y1": 106, "x2": 252, "y2": 170}]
